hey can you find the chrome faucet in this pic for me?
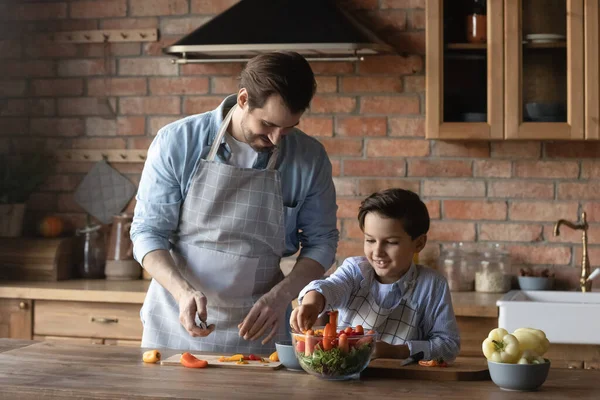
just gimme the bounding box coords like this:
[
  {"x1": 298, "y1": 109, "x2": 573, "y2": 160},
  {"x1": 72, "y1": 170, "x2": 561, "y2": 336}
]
[{"x1": 554, "y1": 212, "x2": 600, "y2": 292}]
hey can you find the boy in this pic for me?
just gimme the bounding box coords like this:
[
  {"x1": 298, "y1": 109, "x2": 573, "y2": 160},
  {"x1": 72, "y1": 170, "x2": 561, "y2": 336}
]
[{"x1": 290, "y1": 188, "x2": 460, "y2": 362}]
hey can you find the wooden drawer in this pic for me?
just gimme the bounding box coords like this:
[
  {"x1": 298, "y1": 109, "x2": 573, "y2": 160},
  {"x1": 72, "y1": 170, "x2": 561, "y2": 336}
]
[
  {"x1": 34, "y1": 300, "x2": 142, "y2": 340},
  {"x1": 33, "y1": 335, "x2": 104, "y2": 345}
]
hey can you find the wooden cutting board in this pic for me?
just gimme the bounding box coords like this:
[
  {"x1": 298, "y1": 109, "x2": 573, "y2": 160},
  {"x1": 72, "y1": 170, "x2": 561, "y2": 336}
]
[
  {"x1": 364, "y1": 357, "x2": 490, "y2": 381},
  {"x1": 161, "y1": 353, "x2": 282, "y2": 370}
]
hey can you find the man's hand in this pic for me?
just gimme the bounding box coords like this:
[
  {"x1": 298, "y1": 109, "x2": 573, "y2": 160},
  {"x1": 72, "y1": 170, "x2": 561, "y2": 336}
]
[
  {"x1": 289, "y1": 304, "x2": 320, "y2": 333},
  {"x1": 238, "y1": 292, "x2": 287, "y2": 345},
  {"x1": 177, "y1": 289, "x2": 215, "y2": 337}
]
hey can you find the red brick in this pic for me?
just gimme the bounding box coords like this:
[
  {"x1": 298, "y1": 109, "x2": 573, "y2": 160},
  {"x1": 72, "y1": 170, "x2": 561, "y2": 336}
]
[
  {"x1": 38, "y1": 19, "x2": 99, "y2": 32},
  {"x1": 191, "y1": 0, "x2": 238, "y2": 13},
  {"x1": 11, "y1": 137, "x2": 63, "y2": 152},
  {"x1": 310, "y1": 96, "x2": 356, "y2": 114},
  {"x1": 149, "y1": 116, "x2": 180, "y2": 135},
  {"x1": 183, "y1": 97, "x2": 224, "y2": 114},
  {"x1": 0, "y1": 80, "x2": 26, "y2": 97},
  {"x1": 320, "y1": 138, "x2": 363, "y2": 157},
  {"x1": 359, "y1": 55, "x2": 423, "y2": 75},
  {"x1": 0, "y1": 61, "x2": 54, "y2": 78},
  {"x1": 474, "y1": 160, "x2": 512, "y2": 178},
  {"x1": 129, "y1": 138, "x2": 154, "y2": 149},
  {"x1": 337, "y1": 198, "x2": 363, "y2": 218},
  {"x1": 584, "y1": 203, "x2": 600, "y2": 222},
  {"x1": 58, "y1": 59, "x2": 114, "y2": 77},
  {"x1": 25, "y1": 40, "x2": 77, "y2": 58},
  {"x1": 381, "y1": 0, "x2": 425, "y2": 8},
  {"x1": 2, "y1": 99, "x2": 55, "y2": 116},
  {"x1": 508, "y1": 245, "x2": 571, "y2": 265},
  {"x1": 0, "y1": 138, "x2": 8, "y2": 152},
  {"x1": 40, "y1": 174, "x2": 82, "y2": 192},
  {"x1": 368, "y1": 10, "x2": 407, "y2": 31},
  {"x1": 509, "y1": 201, "x2": 579, "y2": 222},
  {"x1": 26, "y1": 193, "x2": 57, "y2": 211},
  {"x1": 443, "y1": 200, "x2": 507, "y2": 221},
  {"x1": 574, "y1": 246, "x2": 600, "y2": 268},
  {"x1": 88, "y1": 78, "x2": 147, "y2": 96},
  {"x1": 480, "y1": 223, "x2": 543, "y2": 242},
  {"x1": 545, "y1": 225, "x2": 600, "y2": 244},
  {"x1": 389, "y1": 117, "x2": 425, "y2": 137},
  {"x1": 101, "y1": 18, "x2": 159, "y2": 29},
  {"x1": 408, "y1": 160, "x2": 472, "y2": 177},
  {"x1": 341, "y1": 77, "x2": 403, "y2": 93},
  {"x1": 113, "y1": 164, "x2": 145, "y2": 174},
  {"x1": 309, "y1": 62, "x2": 355, "y2": 75},
  {"x1": 0, "y1": 39, "x2": 21, "y2": 59},
  {"x1": 130, "y1": 0, "x2": 188, "y2": 16},
  {"x1": 55, "y1": 162, "x2": 94, "y2": 174},
  {"x1": 336, "y1": 240, "x2": 365, "y2": 260},
  {"x1": 144, "y1": 37, "x2": 179, "y2": 56},
  {"x1": 81, "y1": 43, "x2": 141, "y2": 57},
  {"x1": 71, "y1": 138, "x2": 126, "y2": 149},
  {"x1": 149, "y1": 77, "x2": 209, "y2": 95},
  {"x1": 297, "y1": 117, "x2": 333, "y2": 137},
  {"x1": 581, "y1": 161, "x2": 600, "y2": 179},
  {"x1": 344, "y1": 160, "x2": 406, "y2": 177},
  {"x1": 331, "y1": 160, "x2": 341, "y2": 177},
  {"x1": 408, "y1": 9, "x2": 426, "y2": 30},
  {"x1": 557, "y1": 183, "x2": 600, "y2": 200},
  {"x1": 7, "y1": 2, "x2": 67, "y2": 20},
  {"x1": 70, "y1": 0, "x2": 126, "y2": 18},
  {"x1": 315, "y1": 76, "x2": 337, "y2": 94},
  {"x1": 428, "y1": 221, "x2": 476, "y2": 242},
  {"x1": 546, "y1": 142, "x2": 600, "y2": 158},
  {"x1": 119, "y1": 58, "x2": 178, "y2": 76},
  {"x1": 86, "y1": 117, "x2": 116, "y2": 136},
  {"x1": 367, "y1": 139, "x2": 429, "y2": 157},
  {"x1": 491, "y1": 142, "x2": 541, "y2": 158},
  {"x1": 30, "y1": 118, "x2": 84, "y2": 137},
  {"x1": 403, "y1": 75, "x2": 425, "y2": 92},
  {"x1": 361, "y1": 96, "x2": 419, "y2": 114},
  {"x1": 358, "y1": 179, "x2": 420, "y2": 196},
  {"x1": 31, "y1": 78, "x2": 83, "y2": 97},
  {"x1": 433, "y1": 141, "x2": 490, "y2": 157},
  {"x1": 118, "y1": 117, "x2": 145, "y2": 136},
  {"x1": 58, "y1": 98, "x2": 115, "y2": 116},
  {"x1": 488, "y1": 181, "x2": 554, "y2": 199},
  {"x1": 514, "y1": 161, "x2": 579, "y2": 179},
  {"x1": 182, "y1": 63, "x2": 244, "y2": 76},
  {"x1": 333, "y1": 178, "x2": 358, "y2": 197},
  {"x1": 422, "y1": 180, "x2": 485, "y2": 197},
  {"x1": 387, "y1": 32, "x2": 425, "y2": 54},
  {"x1": 120, "y1": 97, "x2": 180, "y2": 115},
  {"x1": 160, "y1": 16, "x2": 211, "y2": 35},
  {"x1": 336, "y1": 117, "x2": 386, "y2": 137},
  {"x1": 343, "y1": 219, "x2": 364, "y2": 240},
  {"x1": 425, "y1": 199, "x2": 441, "y2": 219},
  {"x1": 210, "y1": 76, "x2": 238, "y2": 94},
  {"x1": 419, "y1": 242, "x2": 441, "y2": 267},
  {"x1": 338, "y1": 0, "x2": 379, "y2": 9},
  {"x1": 0, "y1": 118, "x2": 28, "y2": 134}
]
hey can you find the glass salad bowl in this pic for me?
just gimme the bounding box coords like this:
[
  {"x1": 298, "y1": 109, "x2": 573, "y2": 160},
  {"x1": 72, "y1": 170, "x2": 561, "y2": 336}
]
[{"x1": 291, "y1": 325, "x2": 377, "y2": 380}]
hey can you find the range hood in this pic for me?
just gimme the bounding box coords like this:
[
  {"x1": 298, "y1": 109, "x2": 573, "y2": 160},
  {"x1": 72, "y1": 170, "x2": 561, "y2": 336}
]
[{"x1": 164, "y1": 0, "x2": 395, "y2": 63}]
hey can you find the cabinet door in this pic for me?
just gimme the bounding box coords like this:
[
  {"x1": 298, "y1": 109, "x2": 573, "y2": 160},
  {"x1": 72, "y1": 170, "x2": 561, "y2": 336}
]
[
  {"x1": 585, "y1": 0, "x2": 600, "y2": 139},
  {"x1": 0, "y1": 299, "x2": 32, "y2": 339},
  {"x1": 426, "y1": 0, "x2": 504, "y2": 139},
  {"x1": 505, "y1": 0, "x2": 584, "y2": 139}
]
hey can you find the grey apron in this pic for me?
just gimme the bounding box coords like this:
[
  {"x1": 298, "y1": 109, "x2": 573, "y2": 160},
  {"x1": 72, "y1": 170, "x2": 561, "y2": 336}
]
[
  {"x1": 340, "y1": 264, "x2": 419, "y2": 345},
  {"x1": 141, "y1": 105, "x2": 287, "y2": 353}
]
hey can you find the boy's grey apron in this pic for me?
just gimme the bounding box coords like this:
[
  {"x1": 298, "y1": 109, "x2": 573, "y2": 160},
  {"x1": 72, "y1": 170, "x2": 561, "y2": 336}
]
[
  {"x1": 340, "y1": 265, "x2": 420, "y2": 345},
  {"x1": 140, "y1": 104, "x2": 287, "y2": 353}
]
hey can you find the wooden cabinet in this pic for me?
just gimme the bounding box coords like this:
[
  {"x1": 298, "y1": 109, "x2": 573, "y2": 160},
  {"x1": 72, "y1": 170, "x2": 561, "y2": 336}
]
[
  {"x1": 426, "y1": 0, "x2": 593, "y2": 140},
  {"x1": 0, "y1": 299, "x2": 32, "y2": 339}
]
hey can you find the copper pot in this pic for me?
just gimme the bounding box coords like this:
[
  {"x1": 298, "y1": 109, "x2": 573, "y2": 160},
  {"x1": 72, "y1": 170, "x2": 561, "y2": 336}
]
[{"x1": 106, "y1": 213, "x2": 133, "y2": 261}]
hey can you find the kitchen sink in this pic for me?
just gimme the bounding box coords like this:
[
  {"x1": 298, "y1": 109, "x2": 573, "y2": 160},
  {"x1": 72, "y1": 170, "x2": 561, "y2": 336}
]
[{"x1": 497, "y1": 290, "x2": 600, "y2": 345}]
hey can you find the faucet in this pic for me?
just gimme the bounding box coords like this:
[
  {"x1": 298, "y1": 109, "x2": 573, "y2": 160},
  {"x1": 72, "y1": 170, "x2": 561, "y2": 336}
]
[{"x1": 554, "y1": 211, "x2": 600, "y2": 292}]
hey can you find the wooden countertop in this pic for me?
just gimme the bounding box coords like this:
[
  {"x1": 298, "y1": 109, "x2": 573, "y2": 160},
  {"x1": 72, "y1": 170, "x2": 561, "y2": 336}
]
[{"x1": 0, "y1": 339, "x2": 597, "y2": 399}]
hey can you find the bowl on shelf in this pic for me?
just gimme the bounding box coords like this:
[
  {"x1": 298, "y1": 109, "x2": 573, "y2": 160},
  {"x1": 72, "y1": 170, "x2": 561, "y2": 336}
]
[
  {"x1": 291, "y1": 326, "x2": 377, "y2": 380},
  {"x1": 460, "y1": 112, "x2": 487, "y2": 122},
  {"x1": 525, "y1": 102, "x2": 566, "y2": 122},
  {"x1": 488, "y1": 360, "x2": 551, "y2": 391},
  {"x1": 518, "y1": 276, "x2": 555, "y2": 291},
  {"x1": 275, "y1": 341, "x2": 302, "y2": 371}
]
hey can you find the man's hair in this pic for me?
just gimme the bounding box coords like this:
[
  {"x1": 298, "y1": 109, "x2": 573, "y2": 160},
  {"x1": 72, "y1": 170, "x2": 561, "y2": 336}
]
[
  {"x1": 239, "y1": 51, "x2": 316, "y2": 114},
  {"x1": 358, "y1": 188, "x2": 430, "y2": 240}
]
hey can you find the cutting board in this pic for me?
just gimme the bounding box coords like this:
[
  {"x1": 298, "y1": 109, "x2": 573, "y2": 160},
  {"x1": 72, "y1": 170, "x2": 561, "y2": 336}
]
[
  {"x1": 161, "y1": 354, "x2": 282, "y2": 371},
  {"x1": 363, "y1": 357, "x2": 490, "y2": 381}
]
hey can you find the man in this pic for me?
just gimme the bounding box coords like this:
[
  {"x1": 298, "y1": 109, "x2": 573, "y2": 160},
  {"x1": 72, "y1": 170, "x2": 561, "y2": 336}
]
[{"x1": 131, "y1": 52, "x2": 339, "y2": 354}]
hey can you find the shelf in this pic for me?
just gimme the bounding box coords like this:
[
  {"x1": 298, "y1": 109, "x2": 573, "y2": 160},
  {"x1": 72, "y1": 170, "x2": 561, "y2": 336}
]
[
  {"x1": 447, "y1": 42, "x2": 567, "y2": 50},
  {"x1": 54, "y1": 150, "x2": 147, "y2": 163},
  {"x1": 50, "y1": 29, "x2": 158, "y2": 43}
]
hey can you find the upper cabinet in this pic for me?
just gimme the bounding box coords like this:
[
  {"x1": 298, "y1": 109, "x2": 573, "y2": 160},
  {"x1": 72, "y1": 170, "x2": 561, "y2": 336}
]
[{"x1": 426, "y1": 0, "x2": 594, "y2": 140}]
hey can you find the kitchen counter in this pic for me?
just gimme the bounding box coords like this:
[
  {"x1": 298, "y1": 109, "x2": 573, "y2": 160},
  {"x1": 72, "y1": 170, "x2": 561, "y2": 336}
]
[
  {"x1": 0, "y1": 339, "x2": 597, "y2": 399},
  {"x1": 0, "y1": 279, "x2": 503, "y2": 316}
]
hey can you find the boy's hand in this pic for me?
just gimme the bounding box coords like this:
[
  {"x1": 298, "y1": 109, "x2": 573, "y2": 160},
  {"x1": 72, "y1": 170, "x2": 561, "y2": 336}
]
[{"x1": 290, "y1": 304, "x2": 320, "y2": 333}]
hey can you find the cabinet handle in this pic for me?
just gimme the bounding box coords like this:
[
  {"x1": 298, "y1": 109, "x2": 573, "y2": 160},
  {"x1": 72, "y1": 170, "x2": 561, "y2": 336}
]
[
  {"x1": 568, "y1": 365, "x2": 576, "y2": 369},
  {"x1": 19, "y1": 301, "x2": 27, "y2": 310},
  {"x1": 91, "y1": 317, "x2": 119, "y2": 324}
]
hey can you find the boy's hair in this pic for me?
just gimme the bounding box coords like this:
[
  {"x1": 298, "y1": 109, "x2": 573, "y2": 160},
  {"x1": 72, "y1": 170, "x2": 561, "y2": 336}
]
[
  {"x1": 239, "y1": 51, "x2": 316, "y2": 114},
  {"x1": 358, "y1": 188, "x2": 430, "y2": 240}
]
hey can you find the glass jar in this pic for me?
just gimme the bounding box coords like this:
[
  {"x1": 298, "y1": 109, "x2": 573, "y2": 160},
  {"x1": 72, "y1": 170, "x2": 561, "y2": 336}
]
[
  {"x1": 466, "y1": 0, "x2": 487, "y2": 43},
  {"x1": 76, "y1": 223, "x2": 106, "y2": 279},
  {"x1": 438, "y1": 242, "x2": 478, "y2": 291},
  {"x1": 475, "y1": 244, "x2": 511, "y2": 293}
]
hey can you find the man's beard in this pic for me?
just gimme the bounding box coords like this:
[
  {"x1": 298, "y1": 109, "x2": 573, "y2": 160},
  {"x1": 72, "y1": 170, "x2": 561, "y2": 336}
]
[{"x1": 241, "y1": 118, "x2": 273, "y2": 153}]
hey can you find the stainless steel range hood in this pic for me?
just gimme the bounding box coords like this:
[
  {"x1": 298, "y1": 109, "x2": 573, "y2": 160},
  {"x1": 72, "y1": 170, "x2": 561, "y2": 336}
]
[{"x1": 164, "y1": 0, "x2": 395, "y2": 63}]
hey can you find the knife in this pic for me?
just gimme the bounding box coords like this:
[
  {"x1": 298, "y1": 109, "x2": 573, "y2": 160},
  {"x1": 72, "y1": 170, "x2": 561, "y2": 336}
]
[
  {"x1": 194, "y1": 313, "x2": 209, "y2": 330},
  {"x1": 401, "y1": 351, "x2": 424, "y2": 366}
]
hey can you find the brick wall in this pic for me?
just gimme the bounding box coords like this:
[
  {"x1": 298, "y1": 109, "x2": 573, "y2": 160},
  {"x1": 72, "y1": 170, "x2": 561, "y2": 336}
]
[{"x1": 1, "y1": 0, "x2": 599, "y2": 288}]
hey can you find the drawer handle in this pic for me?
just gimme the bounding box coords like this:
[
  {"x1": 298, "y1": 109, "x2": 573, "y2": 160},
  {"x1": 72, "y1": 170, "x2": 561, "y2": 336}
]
[{"x1": 91, "y1": 317, "x2": 119, "y2": 324}]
